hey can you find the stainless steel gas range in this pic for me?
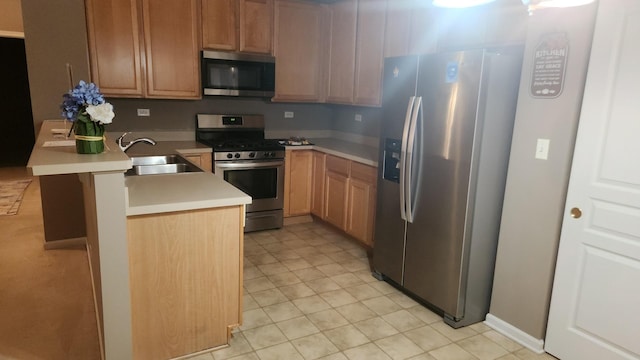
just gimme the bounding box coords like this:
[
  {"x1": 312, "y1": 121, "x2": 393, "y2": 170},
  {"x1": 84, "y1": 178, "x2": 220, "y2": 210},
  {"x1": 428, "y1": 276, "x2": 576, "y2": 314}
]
[{"x1": 196, "y1": 114, "x2": 284, "y2": 232}]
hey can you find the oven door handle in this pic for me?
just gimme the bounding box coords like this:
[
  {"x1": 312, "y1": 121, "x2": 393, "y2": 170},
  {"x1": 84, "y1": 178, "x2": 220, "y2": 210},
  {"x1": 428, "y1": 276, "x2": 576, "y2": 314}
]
[{"x1": 215, "y1": 160, "x2": 284, "y2": 169}]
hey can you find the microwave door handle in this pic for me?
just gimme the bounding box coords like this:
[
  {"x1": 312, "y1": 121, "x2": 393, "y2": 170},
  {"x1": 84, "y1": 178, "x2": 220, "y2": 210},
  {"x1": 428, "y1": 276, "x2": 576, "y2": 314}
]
[
  {"x1": 400, "y1": 96, "x2": 415, "y2": 221},
  {"x1": 405, "y1": 96, "x2": 421, "y2": 224}
]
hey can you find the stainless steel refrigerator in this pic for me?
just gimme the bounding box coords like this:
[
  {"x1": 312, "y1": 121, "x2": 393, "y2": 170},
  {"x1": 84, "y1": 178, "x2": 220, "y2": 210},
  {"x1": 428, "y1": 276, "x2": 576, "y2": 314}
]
[{"x1": 373, "y1": 48, "x2": 523, "y2": 328}]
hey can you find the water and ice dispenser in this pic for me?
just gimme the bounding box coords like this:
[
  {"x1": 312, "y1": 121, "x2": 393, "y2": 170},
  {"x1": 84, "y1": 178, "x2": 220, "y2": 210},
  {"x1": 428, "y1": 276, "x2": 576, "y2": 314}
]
[{"x1": 382, "y1": 138, "x2": 401, "y2": 183}]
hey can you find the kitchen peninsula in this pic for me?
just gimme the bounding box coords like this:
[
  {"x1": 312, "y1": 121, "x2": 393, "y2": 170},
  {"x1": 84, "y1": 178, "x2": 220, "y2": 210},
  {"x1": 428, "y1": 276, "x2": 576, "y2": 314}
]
[{"x1": 27, "y1": 120, "x2": 251, "y2": 360}]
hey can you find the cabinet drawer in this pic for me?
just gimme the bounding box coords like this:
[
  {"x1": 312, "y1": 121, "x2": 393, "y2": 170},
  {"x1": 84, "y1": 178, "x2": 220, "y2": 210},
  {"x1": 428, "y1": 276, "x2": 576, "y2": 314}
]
[
  {"x1": 325, "y1": 155, "x2": 350, "y2": 176},
  {"x1": 350, "y1": 162, "x2": 376, "y2": 184}
]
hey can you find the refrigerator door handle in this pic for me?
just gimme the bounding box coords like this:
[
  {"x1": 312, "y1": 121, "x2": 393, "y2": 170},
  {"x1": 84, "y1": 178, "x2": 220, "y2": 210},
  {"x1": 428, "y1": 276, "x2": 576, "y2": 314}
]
[
  {"x1": 400, "y1": 96, "x2": 416, "y2": 221},
  {"x1": 405, "y1": 96, "x2": 421, "y2": 223}
]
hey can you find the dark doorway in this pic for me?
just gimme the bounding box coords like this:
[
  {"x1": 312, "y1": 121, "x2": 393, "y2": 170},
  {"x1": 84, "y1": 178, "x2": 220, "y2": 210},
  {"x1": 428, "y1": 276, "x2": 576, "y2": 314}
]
[{"x1": 0, "y1": 37, "x2": 35, "y2": 166}]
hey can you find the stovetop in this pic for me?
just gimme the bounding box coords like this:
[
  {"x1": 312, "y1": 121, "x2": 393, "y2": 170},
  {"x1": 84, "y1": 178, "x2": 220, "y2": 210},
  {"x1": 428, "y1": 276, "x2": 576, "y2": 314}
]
[{"x1": 201, "y1": 138, "x2": 285, "y2": 152}]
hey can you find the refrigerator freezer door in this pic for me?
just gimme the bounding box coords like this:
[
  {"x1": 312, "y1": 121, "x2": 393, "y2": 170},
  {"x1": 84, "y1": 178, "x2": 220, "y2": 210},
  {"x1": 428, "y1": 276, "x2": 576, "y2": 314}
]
[
  {"x1": 402, "y1": 50, "x2": 485, "y2": 318},
  {"x1": 373, "y1": 56, "x2": 419, "y2": 285}
]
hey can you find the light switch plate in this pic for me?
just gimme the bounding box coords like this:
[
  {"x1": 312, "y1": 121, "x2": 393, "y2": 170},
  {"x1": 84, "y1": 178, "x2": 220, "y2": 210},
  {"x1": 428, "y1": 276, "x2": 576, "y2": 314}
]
[
  {"x1": 284, "y1": 111, "x2": 294, "y2": 118},
  {"x1": 355, "y1": 114, "x2": 362, "y2": 122},
  {"x1": 535, "y1": 138, "x2": 550, "y2": 160},
  {"x1": 137, "y1": 108, "x2": 150, "y2": 117}
]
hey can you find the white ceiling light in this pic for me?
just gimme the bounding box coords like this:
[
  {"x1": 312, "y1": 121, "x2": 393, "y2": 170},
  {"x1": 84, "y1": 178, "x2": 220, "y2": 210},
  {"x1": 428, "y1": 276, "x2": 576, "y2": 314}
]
[
  {"x1": 522, "y1": 0, "x2": 595, "y2": 11},
  {"x1": 432, "y1": 0, "x2": 496, "y2": 8}
]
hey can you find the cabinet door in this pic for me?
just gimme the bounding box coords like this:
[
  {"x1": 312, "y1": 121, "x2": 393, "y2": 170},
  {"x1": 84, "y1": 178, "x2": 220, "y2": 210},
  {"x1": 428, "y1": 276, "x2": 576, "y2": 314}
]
[
  {"x1": 346, "y1": 162, "x2": 377, "y2": 246},
  {"x1": 288, "y1": 150, "x2": 313, "y2": 216},
  {"x1": 273, "y1": 0, "x2": 326, "y2": 102},
  {"x1": 354, "y1": 0, "x2": 386, "y2": 106},
  {"x1": 383, "y1": 0, "x2": 411, "y2": 58},
  {"x1": 325, "y1": 0, "x2": 357, "y2": 104},
  {"x1": 202, "y1": 0, "x2": 238, "y2": 51},
  {"x1": 324, "y1": 170, "x2": 349, "y2": 230},
  {"x1": 86, "y1": 0, "x2": 144, "y2": 97},
  {"x1": 239, "y1": 0, "x2": 274, "y2": 54},
  {"x1": 310, "y1": 151, "x2": 326, "y2": 217},
  {"x1": 408, "y1": 5, "x2": 438, "y2": 55},
  {"x1": 142, "y1": 0, "x2": 201, "y2": 99}
]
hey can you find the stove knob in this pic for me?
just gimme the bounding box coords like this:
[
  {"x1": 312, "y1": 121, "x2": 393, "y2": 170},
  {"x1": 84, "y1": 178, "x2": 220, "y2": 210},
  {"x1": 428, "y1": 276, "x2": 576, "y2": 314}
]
[
  {"x1": 226, "y1": 153, "x2": 233, "y2": 159},
  {"x1": 268, "y1": 152, "x2": 275, "y2": 158},
  {"x1": 234, "y1": 153, "x2": 241, "y2": 159},
  {"x1": 249, "y1": 152, "x2": 256, "y2": 158},
  {"x1": 263, "y1": 152, "x2": 270, "y2": 158}
]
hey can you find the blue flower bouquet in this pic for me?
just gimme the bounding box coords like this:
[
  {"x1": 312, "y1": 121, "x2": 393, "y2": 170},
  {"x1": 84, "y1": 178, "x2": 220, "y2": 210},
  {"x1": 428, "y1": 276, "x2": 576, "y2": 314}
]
[{"x1": 61, "y1": 81, "x2": 114, "y2": 154}]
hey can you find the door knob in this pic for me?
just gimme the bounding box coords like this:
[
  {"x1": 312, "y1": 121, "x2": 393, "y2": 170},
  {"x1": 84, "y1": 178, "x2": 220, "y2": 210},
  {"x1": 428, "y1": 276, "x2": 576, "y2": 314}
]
[{"x1": 570, "y1": 207, "x2": 582, "y2": 219}]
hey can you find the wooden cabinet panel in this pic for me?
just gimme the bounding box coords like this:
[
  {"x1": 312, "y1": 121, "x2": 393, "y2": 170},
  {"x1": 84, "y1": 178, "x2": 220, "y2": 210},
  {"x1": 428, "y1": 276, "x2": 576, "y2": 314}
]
[
  {"x1": 354, "y1": 0, "x2": 386, "y2": 106},
  {"x1": 239, "y1": 0, "x2": 274, "y2": 54},
  {"x1": 383, "y1": 0, "x2": 411, "y2": 57},
  {"x1": 326, "y1": 0, "x2": 357, "y2": 104},
  {"x1": 346, "y1": 177, "x2": 376, "y2": 246},
  {"x1": 273, "y1": 0, "x2": 326, "y2": 102},
  {"x1": 86, "y1": 0, "x2": 144, "y2": 97},
  {"x1": 324, "y1": 170, "x2": 349, "y2": 229},
  {"x1": 127, "y1": 206, "x2": 243, "y2": 359},
  {"x1": 311, "y1": 151, "x2": 326, "y2": 217},
  {"x1": 141, "y1": 0, "x2": 200, "y2": 98},
  {"x1": 287, "y1": 150, "x2": 313, "y2": 216},
  {"x1": 325, "y1": 154, "x2": 350, "y2": 176},
  {"x1": 408, "y1": 4, "x2": 438, "y2": 55},
  {"x1": 183, "y1": 152, "x2": 213, "y2": 172},
  {"x1": 202, "y1": 0, "x2": 238, "y2": 51}
]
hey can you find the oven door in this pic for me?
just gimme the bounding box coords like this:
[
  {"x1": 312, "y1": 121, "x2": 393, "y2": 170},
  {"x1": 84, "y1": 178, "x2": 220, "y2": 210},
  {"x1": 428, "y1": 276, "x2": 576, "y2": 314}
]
[{"x1": 215, "y1": 159, "x2": 284, "y2": 212}]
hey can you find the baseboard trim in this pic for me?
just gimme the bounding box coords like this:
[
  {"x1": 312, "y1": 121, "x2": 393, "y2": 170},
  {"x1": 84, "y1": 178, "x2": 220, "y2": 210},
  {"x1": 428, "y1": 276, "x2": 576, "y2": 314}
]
[
  {"x1": 43, "y1": 237, "x2": 87, "y2": 250},
  {"x1": 485, "y1": 313, "x2": 545, "y2": 354}
]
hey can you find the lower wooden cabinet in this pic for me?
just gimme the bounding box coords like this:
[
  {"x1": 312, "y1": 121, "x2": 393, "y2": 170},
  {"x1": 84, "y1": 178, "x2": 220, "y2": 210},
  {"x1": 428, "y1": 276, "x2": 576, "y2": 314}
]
[
  {"x1": 284, "y1": 149, "x2": 313, "y2": 217},
  {"x1": 346, "y1": 162, "x2": 377, "y2": 246},
  {"x1": 310, "y1": 151, "x2": 326, "y2": 217},
  {"x1": 182, "y1": 152, "x2": 213, "y2": 172},
  {"x1": 324, "y1": 169, "x2": 349, "y2": 229}
]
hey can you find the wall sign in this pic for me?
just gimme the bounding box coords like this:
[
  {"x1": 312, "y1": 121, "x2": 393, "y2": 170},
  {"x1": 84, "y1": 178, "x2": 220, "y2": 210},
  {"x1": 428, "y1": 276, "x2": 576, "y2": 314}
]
[{"x1": 531, "y1": 32, "x2": 569, "y2": 98}]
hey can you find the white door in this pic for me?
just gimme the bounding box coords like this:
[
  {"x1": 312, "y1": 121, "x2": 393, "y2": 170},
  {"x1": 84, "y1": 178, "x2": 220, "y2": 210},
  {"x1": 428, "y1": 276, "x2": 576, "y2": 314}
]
[{"x1": 545, "y1": 1, "x2": 640, "y2": 360}]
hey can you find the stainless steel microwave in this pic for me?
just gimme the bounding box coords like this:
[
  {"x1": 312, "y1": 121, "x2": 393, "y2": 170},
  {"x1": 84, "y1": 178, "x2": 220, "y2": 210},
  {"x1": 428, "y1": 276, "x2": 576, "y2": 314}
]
[{"x1": 201, "y1": 50, "x2": 275, "y2": 98}]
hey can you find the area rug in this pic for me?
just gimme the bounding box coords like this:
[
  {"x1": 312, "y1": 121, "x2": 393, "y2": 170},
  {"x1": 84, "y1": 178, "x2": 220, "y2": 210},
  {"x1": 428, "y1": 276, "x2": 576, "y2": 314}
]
[{"x1": 0, "y1": 179, "x2": 32, "y2": 216}]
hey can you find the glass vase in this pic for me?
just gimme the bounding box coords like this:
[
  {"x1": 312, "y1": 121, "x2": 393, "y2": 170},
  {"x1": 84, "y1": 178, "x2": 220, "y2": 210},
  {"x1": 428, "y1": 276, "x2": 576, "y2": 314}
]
[{"x1": 74, "y1": 120, "x2": 105, "y2": 154}]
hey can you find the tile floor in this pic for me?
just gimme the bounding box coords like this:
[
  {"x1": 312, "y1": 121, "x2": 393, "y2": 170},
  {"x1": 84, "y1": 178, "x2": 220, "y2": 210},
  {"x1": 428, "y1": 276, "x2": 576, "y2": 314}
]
[{"x1": 193, "y1": 221, "x2": 558, "y2": 360}]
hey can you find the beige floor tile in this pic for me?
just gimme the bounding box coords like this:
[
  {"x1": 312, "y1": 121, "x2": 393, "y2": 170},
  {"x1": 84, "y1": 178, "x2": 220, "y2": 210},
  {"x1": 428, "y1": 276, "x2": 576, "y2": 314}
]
[
  {"x1": 406, "y1": 306, "x2": 442, "y2": 324},
  {"x1": 319, "y1": 289, "x2": 359, "y2": 307},
  {"x1": 256, "y1": 342, "x2": 303, "y2": 360},
  {"x1": 307, "y1": 309, "x2": 350, "y2": 330},
  {"x1": 345, "y1": 283, "x2": 383, "y2": 301},
  {"x1": 251, "y1": 288, "x2": 288, "y2": 307},
  {"x1": 363, "y1": 296, "x2": 403, "y2": 316},
  {"x1": 273, "y1": 249, "x2": 302, "y2": 261},
  {"x1": 212, "y1": 333, "x2": 253, "y2": 360},
  {"x1": 267, "y1": 271, "x2": 302, "y2": 287},
  {"x1": 403, "y1": 326, "x2": 452, "y2": 352},
  {"x1": 386, "y1": 292, "x2": 420, "y2": 309},
  {"x1": 301, "y1": 253, "x2": 336, "y2": 267},
  {"x1": 317, "y1": 263, "x2": 349, "y2": 277},
  {"x1": 242, "y1": 324, "x2": 288, "y2": 350},
  {"x1": 495, "y1": 355, "x2": 519, "y2": 360},
  {"x1": 227, "y1": 352, "x2": 259, "y2": 360},
  {"x1": 407, "y1": 354, "x2": 438, "y2": 360},
  {"x1": 282, "y1": 258, "x2": 314, "y2": 271},
  {"x1": 296, "y1": 267, "x2": 327, "y2": 281},
  {"x1": 368, "y1": 281, "x2": 400, "y2": 295},
  {"x1": 353, "y1": 270, "x2": 379, "y2": 283},
  {"x1": 341, "y1": 259, "x2": 370, "y2": 272},
  {"x1": 331, "y1": 273, "x2": 365, "y2": 288},
  {"x1": 246, "y1": 253, "x2": 279, "y2": 265},
  {"x1": 343, "y1": 343, "x2": 392, "y2": 360},
  {"x1": 262, "y1": 301, "x2": 303, "y2": 322},
  {"x1": 325, "y1": 251, "x2": 357, "y2": 263},
  {"x1": 469, "y1": 322, "x2": 492, "y2": 334},
  {"x1": 277, "y1": 316, "x2": 320, "y2": 340},
  {"x1": 293, "y1": 295, "x2": 333, "y2": 314},
  {"x1": 431, "y1": 322, "x2": 477, "y2": 342},
  {"x1": 292, "y1": 333, "x2": 340, "y2": 360},
  {"x1": 280, "y1": 283, "x2": 317, "y2": 300},
  {"x1": 354, "y1": 317, "x2": 399, "y2": 341},
  {"x1": 257, "y1": 262, "x2": 290, "y2": 276},
  {"x1": 243, "y1": 294, "x2": 260, "y2": 311},
  {"x1": 306, "y1": 277, "x2": 342, "y2": 293},
  {"x1": 324, "y1": 324, "x2": 371, "y2": 351},
  {"x1": 318, "y1": 353, "x2": 349, "y2": 360},
  {"x1": 295, "y1": 246, "x2": 320, "y2": 256},
  {"x1": 239, "y1": 308, "x2": 273, "y2": 331},
  {"x1": 457, "y1": 334, "x2": 509, "y2": 360},
  {"x1": 244, "y1": 276, "x2": 276, "y2": 293},
  {"x1": 374, "y1": 333, "x2": 424, "y2": 360},
  {"x1": 318, "y1": 244, "x2": 344, "y2": 254},
  {"x1": 482, "y1": 331, "x2": 523, "y2": 352},
  {"x1": 382, "y1": 310, "x2": 425, "y2": 332},
  {"x1": 335, "y1": 302, "x2": 378, "y2": 323},
  {"x1": 428, "y1": 344, "x2": 477, "y2": 360},
  {"x1": 243, "y1": 266, "x2": 265, "y2": 280},
  {"x1": 189, "y1": 353, "x2": 214, "y2": 360},
  {"x1": 512, "y1": 348, "x2": 559, "y2": 360}
]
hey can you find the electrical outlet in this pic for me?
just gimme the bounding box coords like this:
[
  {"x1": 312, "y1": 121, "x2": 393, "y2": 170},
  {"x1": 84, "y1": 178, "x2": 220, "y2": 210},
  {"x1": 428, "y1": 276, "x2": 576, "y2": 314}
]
[
  {"x1": 284, "y1": 111, "x2": 294, "y2": 118},
  {"x1": 355, "y1": 114, "x2": 363, "y2": 122},
  {"x1": 535, "y1": 138, "x2": 550, "y2": 160},
  {"x1": 137, "y1": 108, "x2": 150, "y2": 117}
]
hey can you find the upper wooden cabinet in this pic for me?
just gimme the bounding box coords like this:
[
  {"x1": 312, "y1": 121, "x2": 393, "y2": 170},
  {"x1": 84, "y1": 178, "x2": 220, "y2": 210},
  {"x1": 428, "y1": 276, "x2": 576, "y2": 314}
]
[
  {"x1": 202, "y1": 0, "x2": 274, "y2": 54},
  {"x1": 273, "y1": 0, "x2": 326, "y2": 102},
  {"x1": 86, "y1": 0, "x2": 200, "y2": 99},
  {"x1": 384, "y1": 0, "x2": 437, "y2": 57},
  {"x1": 326, "y1": 0, "x2": 385, "y2": 106},
  {"x1": 326, "y1": 0, "x2": 357, "y2": 104}
]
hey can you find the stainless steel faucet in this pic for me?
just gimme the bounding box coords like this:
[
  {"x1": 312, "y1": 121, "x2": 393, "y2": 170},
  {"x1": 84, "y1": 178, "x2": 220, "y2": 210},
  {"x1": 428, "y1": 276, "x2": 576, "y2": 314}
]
[{"x1": 116, "y1": 132, "x2": 157, "y2": 152}]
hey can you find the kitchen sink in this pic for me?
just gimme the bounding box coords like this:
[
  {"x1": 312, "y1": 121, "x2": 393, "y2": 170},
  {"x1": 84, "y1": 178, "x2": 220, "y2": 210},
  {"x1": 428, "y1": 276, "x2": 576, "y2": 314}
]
[{"x1": 126, "y1": 155, "x2": 203, "y2": 176}]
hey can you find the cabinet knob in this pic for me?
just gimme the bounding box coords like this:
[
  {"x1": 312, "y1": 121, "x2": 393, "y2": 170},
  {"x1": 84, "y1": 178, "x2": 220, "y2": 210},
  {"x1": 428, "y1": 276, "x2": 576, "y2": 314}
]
[{"x1": 570, "y1": 207, "x2": 582, "y2": 219}]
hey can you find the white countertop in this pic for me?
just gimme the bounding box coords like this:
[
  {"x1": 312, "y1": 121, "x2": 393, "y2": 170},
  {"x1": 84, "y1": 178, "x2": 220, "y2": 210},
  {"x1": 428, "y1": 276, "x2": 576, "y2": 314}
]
[
  {"x1": 284, "y1": 138, "x2": 379, "y2": 167},
  {"x1": 125, "y1": 172, "x2": 251, "y2": 216},
  {"x1": 124, "y1": 141, "x2": 212, "y2": 156},
  {"x1": 28, "y1": 120, "x2": 132, "y2": 176}
]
